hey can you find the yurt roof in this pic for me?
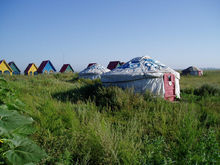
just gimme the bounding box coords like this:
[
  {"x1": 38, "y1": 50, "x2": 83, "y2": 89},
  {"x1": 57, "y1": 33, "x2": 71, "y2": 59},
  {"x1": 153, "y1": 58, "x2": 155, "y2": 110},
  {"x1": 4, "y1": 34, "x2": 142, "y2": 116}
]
[
  {"x1": 79, "y1": 63, "x2": 110, "y2": 75},
  {"x1": 183, "y1": 66, "x2": 202, "y2": 72},
  {"x1": 101, "y1": 56, "x2": 180, "y2": 82}
]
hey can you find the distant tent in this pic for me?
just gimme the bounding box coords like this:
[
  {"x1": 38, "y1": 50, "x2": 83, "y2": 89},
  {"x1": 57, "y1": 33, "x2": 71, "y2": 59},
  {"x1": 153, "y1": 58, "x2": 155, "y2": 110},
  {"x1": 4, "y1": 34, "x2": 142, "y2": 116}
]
[
  {"x1": 79, "y1": 63, "x2": 110, "y2": 80},
  {"x1": 24, "y1": 63, "x2": 38, "y2": 76},
  {"x1": 60, "y1": 64, "x2": 74, "y2": 73},
  {"x1": 107, "y1": 61, "x2": 123, "y2": 70},
  {"x1": 101, "y1": 56, "x2": 180, "y2": 101},
  {"x1": 0, "y1": 60, "x2": 13, "y2": 75},
  {"x1": 87, "y1": 63, "x2": 97, "y2": 68},
  {"x1": 182, "y1": 66, "x2": 203, "y2": 76},
  {"x1": 37, "y1": 60, "x2": 56, "y2": 74},
  {"x1": 9, "y1": 61, "x2": 21, "y2": 75}
]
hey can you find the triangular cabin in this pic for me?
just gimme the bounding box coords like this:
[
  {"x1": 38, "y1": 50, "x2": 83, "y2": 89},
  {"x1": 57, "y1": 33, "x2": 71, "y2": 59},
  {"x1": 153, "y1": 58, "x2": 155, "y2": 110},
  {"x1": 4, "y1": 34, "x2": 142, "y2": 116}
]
[
  {"x1": 37, "y1": 60, "x2": 56, "y2": 74},
  {"x1": 0, "y1": 60, "x2": 13, "y2": 75},
  {"x1": 8, "y1": 61, "x2": 21, "y2": 75},
  {"x1": 59, "y1": 64, "x2": 74, "y2": 73},
  {"x1": 24, "y1": 63, "x2": 38, "y2": 76},
  {"x1": 107, "y1": 61, "x2": 123, "y2": 70},
  {"x1": 87, "y1": 63, "x2": 97, "y2": 68}
]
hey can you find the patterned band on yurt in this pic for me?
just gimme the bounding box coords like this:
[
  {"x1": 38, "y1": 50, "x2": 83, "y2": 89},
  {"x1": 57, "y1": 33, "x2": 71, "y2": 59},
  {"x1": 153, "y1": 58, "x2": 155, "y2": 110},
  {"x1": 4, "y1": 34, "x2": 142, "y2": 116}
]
[{"x1": 101, "y1": 56, "x2": 180, "y2": 101}]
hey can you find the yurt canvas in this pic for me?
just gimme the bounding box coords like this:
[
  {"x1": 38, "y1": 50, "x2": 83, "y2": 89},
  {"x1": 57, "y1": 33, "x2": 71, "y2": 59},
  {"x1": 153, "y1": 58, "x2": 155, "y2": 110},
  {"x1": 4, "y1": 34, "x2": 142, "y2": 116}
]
[
  {"x1": 182, "y1": 66, "x2": 203, "y2": 76},
  {"x1": 79, "y1": 64, "x2": 110, "y2": 80},
  {"x1": 101, "y1": 56, "x2": 180, "y2": 101}
]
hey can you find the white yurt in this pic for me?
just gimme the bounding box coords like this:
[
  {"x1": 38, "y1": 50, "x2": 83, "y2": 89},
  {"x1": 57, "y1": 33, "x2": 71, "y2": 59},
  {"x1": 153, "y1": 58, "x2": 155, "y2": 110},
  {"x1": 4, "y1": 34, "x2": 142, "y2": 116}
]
[
  {"x1": 101, "y1": 56, "x2": 180, "y2": 101},
  {"x1": 79, "y1": 63, "x2": 110, "y2": 80}
]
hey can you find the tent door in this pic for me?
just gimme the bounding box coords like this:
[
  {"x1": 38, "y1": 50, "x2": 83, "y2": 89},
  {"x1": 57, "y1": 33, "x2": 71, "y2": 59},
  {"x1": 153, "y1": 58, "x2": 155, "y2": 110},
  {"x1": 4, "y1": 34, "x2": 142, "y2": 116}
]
[{"x1": 164, "y1": 73, "x2": 176, "y2": 101}]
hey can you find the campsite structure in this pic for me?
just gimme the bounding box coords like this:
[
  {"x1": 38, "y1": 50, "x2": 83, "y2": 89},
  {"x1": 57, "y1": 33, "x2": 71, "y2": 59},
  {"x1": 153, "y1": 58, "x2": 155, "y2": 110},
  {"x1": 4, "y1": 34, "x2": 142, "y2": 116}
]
[
  {"x1": 79, "y1": 63, "x2": 110, "y2": 80},
  {"x1": 24, "y1": 63, "x2": 38, "y2": 76},
  {"x1": 0, "y1": 60, "x2": 13, "y2": 75},
  {"x1": 87, "y1": 63, "x2": 97, "y2": 68},
  {"x1": 107, "y1": 61, "x2": 124, "y2": 70},
  {"x1": 8, "y1": 61, "x2": 21, "y2": 75},
  {"x1": 101, "y1": 56, "x2": 180, "y2": 101},
  {"x1": 181, "y1": 66, "x2": 203, "y2": 76},
  {"x1": 37, "y1": 60, "x2": 56, "y2": 74},
  {"x1": 59, "y1": 64, "x2": 74, "y2": 73}
]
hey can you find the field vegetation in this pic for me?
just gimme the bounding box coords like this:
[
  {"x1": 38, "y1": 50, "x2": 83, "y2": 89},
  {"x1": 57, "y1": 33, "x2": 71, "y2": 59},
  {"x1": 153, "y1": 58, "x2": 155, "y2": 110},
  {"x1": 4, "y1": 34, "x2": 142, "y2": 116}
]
[{"x1": 1, "y1": 70, "x2": 220, "y2": 164}]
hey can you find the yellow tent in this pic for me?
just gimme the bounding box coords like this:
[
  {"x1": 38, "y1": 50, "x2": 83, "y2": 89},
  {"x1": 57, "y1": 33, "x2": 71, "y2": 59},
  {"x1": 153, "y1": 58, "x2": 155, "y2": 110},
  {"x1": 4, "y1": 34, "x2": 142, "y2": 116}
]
[
  {"x1": 0, "y1": 60, "x2": 13, "y2": 75},
  {"x1": 24, "y1": 63, "x2": 38, "y2": 76}
]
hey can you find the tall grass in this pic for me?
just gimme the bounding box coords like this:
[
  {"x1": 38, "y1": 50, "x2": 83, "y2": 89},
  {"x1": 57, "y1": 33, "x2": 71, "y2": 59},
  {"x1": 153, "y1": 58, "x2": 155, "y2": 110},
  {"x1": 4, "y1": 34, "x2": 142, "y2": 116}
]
[{"x1": 3, "y1": 72, "x2": 220, "y2": 164}]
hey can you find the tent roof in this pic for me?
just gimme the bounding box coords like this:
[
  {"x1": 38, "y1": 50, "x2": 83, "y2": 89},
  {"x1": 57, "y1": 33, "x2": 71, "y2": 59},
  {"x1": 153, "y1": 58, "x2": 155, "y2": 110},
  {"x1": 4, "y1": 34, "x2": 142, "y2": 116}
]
[
  {"x1": 37, "y1": 60, "x2": 56, "y2": 73},
  {"x1": 79, "y1": 63, "x2": 110, "y2": 75},
  {"x1": 9, "y1": 61, "x2": 21, "y2": 72},
  {"x1": 24, "y1": 63, "x2": 37, "y2": 73},
  {"x1": 182, "y1": 66, "x2": 202, "y2": 72},
  {"x1": 107, "y1": 61, "x2": 121, "y2": 70},
  {"x1": 59, "y1": 64, "x2": 74, "y2": 73},
  {"x1": 87, "y1": 63, "x2": 97, "y2": 68},
  {"x1": 101, "y1": 56, "x2": 180, "y2": 82},
  {"x1": 0, "y1": 60, "x2": 13, "y2": 72}
]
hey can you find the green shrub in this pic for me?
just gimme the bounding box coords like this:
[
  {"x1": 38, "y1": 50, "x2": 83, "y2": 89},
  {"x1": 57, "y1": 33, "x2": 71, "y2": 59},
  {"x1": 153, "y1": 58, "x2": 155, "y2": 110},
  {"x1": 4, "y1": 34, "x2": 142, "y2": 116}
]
[
  {"x1": 182, "y1": 84, "x2": 220, "y2": 97},
  {"x1": 52, "y1": 79, "x2": 102, "y2": 103},
  {"x1": 96, "y1": 86, "x2": 131, "y2": 111},
  {"x1": 194, "y1": 84, "x2": 220, "y2": 96}
]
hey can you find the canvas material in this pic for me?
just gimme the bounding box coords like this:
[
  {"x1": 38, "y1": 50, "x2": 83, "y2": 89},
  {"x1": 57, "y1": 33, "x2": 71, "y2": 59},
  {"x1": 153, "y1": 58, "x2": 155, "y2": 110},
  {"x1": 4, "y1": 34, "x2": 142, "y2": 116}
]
[
  {"x1": 103, "y1": 77, "x2": 165, "y2": 96},
  {"x1": 79, "y1": 74, "x2": 102, "y2": 80},
  {"x1": 79, "y1": 64, "x2": 110, "y2": 80},
  {"x1": 101, "y1": 56, "x2": 180, "y2": 98}
]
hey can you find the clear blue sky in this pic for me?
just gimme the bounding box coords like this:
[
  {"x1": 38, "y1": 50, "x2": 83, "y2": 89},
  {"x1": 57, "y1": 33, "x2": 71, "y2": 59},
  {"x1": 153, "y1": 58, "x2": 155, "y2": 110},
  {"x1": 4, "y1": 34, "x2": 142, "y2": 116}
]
[{"x1": 0, "y1": 0, "x2": 220, "y2": 72}]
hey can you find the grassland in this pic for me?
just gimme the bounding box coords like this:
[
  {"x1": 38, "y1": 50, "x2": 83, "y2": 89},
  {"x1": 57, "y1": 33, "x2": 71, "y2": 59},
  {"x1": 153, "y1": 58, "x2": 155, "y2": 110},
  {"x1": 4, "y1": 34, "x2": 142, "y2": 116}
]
[{"x1": 2, "y1": 70, "x2": 220, "y2": 164}]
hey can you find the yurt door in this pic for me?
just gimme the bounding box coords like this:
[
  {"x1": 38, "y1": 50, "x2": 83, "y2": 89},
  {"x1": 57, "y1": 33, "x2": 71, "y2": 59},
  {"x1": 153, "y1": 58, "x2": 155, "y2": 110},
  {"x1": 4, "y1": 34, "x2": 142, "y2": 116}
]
[{"x1": 164, "y1": 73, "x2": 176, "y2": 101}]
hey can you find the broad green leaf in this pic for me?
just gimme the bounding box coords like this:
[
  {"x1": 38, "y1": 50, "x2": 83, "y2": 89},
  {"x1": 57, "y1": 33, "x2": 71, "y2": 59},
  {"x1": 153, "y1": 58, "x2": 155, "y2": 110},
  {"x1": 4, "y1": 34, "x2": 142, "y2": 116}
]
[
  {"x1": 12, "y1": 124, "x2": 35, "y2": 136},
  {"x1": 0, "y1": 105, "x2": 8, "y2": 110},
  {"x1": 4, "y1": 136, "x2": 46, "y2": 165},
  {"x1": 0, "y1": 108, "x2": 33, "y2": 136}
]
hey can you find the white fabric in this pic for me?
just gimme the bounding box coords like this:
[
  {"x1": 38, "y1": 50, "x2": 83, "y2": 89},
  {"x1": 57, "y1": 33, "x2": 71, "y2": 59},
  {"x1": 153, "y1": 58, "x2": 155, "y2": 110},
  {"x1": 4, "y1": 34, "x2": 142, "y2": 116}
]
[
  {"x1": 103, "y1": 77, "x2": 165, "y2": 96},
  {"x1": 79, "y1": 64, "x2": 110, "y2": 80},
  {"x1": 101, "y1": 56, "x2": 180, "y2": 98},
  {"x1": 175, "y1": 78, "x2": 180, "y2": 98}
]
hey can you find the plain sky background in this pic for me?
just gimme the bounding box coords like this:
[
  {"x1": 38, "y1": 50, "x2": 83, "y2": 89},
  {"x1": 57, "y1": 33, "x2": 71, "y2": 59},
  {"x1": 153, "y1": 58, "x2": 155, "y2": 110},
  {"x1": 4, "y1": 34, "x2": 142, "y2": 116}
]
[{"x1": 0, "y1": 0, "x2": 220, "y2": 72}]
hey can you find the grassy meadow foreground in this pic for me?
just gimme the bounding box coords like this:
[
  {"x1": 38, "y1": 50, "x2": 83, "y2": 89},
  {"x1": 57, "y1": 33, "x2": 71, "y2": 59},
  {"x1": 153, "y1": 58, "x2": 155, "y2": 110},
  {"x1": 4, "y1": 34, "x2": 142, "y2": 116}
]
[{"x1": 1, "y1": 71, "x2": 220, "y2": 164}]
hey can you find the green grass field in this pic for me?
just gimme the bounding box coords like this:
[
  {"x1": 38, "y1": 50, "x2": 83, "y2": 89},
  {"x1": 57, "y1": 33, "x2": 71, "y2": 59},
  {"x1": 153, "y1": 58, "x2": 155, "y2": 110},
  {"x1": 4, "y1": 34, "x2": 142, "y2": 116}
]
[{"x1": 1, "y1": 71, "x2": 220, "y2": 164}]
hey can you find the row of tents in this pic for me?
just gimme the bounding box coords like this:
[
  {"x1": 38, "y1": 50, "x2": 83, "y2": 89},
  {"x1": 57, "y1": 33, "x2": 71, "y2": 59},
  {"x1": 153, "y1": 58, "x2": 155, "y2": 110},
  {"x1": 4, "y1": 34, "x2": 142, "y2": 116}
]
[
  {"x1": 0, "y1": 60, "x2": 126, "y2": 76},
  {"x1": 0, "y1": 57, "x2": 203, "y2": 101},
  {"x1": 0, "y1": 60, "x2": 74, "y2": 75}
]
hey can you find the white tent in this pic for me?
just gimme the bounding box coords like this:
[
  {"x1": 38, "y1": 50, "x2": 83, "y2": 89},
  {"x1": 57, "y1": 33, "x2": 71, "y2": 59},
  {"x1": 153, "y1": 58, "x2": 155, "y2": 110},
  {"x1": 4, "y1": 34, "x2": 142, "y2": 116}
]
[
  {"x1": 79, "y1": 64, "x2": 110, "y2": 80},
  {"x1": 101, "y1": 56, "x2": 180, "y2": 100}
]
